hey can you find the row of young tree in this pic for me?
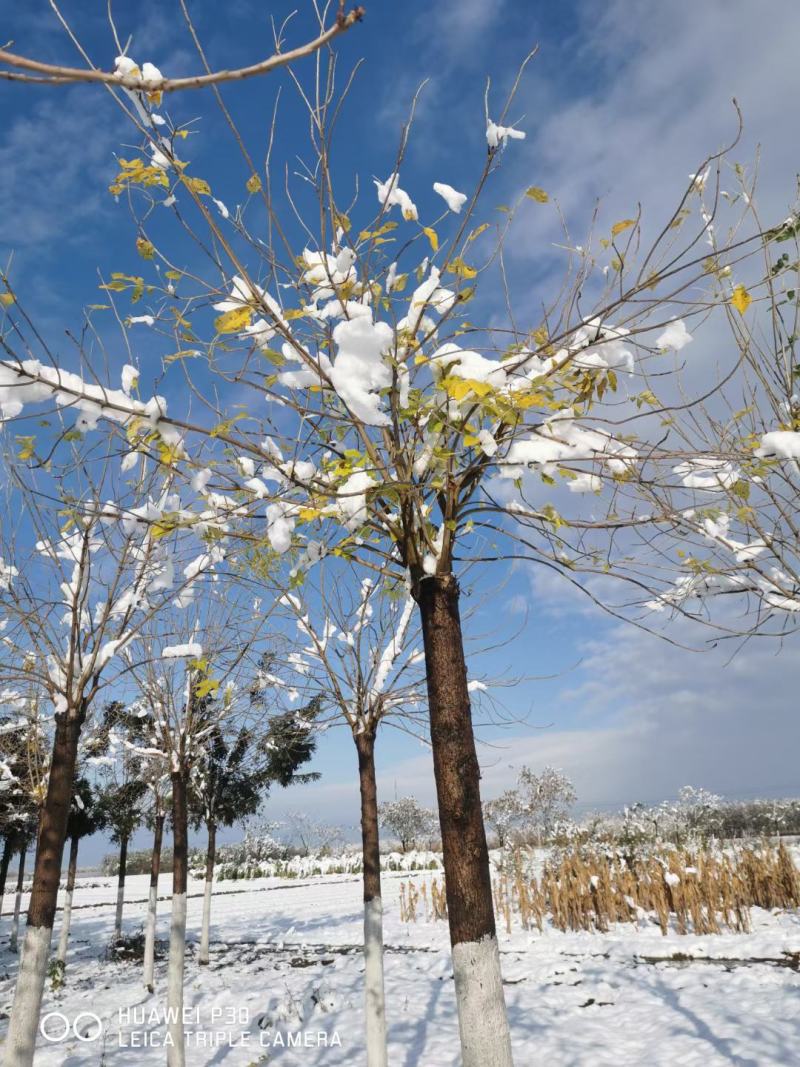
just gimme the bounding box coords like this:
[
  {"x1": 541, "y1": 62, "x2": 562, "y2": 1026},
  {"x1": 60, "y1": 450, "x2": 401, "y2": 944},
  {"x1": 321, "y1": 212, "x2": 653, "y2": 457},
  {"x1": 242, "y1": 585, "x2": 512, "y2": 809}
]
[{"x1": 0, "y1": 4, "x2": 799, "y2": 1065}]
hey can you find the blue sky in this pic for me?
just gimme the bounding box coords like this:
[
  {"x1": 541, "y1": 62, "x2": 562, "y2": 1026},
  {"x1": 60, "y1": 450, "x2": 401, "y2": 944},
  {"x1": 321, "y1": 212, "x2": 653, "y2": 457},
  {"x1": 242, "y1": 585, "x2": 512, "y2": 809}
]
[{"x1": 3, "y1": 0, "x2": 800, "y2": 864}]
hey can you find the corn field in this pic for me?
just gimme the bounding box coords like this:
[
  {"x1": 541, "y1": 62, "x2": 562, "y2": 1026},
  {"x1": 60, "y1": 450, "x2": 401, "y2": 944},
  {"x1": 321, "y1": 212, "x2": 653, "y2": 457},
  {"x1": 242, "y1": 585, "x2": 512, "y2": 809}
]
[{"x1": 400, "y1": 843, "x2": 800, "y2": 936}]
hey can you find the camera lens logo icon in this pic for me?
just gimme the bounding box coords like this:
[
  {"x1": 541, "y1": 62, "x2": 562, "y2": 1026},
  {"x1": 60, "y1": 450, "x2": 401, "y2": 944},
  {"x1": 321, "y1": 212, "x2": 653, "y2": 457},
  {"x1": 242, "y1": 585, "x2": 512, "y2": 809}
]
[{"x1": 40, "y1": 1011, "x2": 102, "y2": 1043}]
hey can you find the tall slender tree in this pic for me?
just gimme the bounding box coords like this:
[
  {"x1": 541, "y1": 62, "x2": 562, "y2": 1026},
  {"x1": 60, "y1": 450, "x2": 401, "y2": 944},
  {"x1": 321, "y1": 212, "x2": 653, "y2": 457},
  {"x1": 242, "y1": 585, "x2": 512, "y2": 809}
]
[
  {"x1": 192, "y1": 706, "x2": 319, "y2": 965},
  {"x1": 273, "y1": 565, "x2": 425, "y2": 1067},
  {"x1": 55, "y1": 776, "x2": 105, "y2": 970}
]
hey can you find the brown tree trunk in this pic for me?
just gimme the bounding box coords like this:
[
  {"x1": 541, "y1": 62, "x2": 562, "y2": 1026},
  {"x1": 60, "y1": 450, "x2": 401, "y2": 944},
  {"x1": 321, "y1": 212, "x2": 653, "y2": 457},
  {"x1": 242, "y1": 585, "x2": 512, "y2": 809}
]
[
  {"x1": 151, "y1": 815, "x2": 165, "y2": 892},
  {"x1": 168, "y1": 771, "x2": 188, "y2": 1067},
  {"x1": 4, "y1": 710, "x2": 83, "y2": 1067},
  {"x1": 357, "y1": 730, "x2": 382, "y2": 906},
  {"x1": 114, "y1": 835, "x2": 128, "y2": 939},
  {"x1": 25, "y1": 714, "x2": 81, "y2": 931},
  {"x1": 355, "y1": 727, "x2": 387, "y2": 1067},
  {"x1": 415, "y1": 573, "x2": 513, "y2": 1067}
]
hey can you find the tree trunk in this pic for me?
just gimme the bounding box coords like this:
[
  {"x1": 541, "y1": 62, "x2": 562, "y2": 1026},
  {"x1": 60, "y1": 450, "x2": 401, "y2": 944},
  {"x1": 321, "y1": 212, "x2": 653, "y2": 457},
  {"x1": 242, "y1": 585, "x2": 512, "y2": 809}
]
[
  {"x1": 0, "y1": 837, "x2": 13, "y2": 918},
  {"x1": 416, "y1": 573, "x2": 513, "y2": 1067},
  {"x1": 114, "y1": 836, "x2": 128, "y2": 940},
  {"x1": 9, "y1": 845, "x2": 27, "y2": 953},
  {"x1": 168, "y1": 771, "x2": 188, "y2": 1067},
  {"x1": 356, "y1": 729, "x2": 388, "y2": 1067},
  {"x1": 55, "y1": 835, "x2": 80, "y2": 966},
  {"x1": 198, "y1": 820, "x2": 216, "y2": 966},
  {"x1": 4, "y1": 711, "x2": 82, "y2": 1067},
  {"x1": 143, "y1": 813, "x2": 165, "y2": 993}
]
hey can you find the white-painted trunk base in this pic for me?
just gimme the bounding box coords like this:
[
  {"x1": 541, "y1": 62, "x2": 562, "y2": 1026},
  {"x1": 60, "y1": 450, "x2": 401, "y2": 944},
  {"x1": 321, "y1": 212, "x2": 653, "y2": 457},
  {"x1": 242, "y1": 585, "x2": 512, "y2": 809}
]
[
  {"x1": 363, "y1": 896, "x2": 388, "y2": 1067},
  {"x1": 198, "y1": 879, "x2": 212, "y2": 965},
  {"x1": 143, "y1": 884, "x2": 158, "y2": 990},
  {"x1": 4, "y1": 924, "x2": 53, "y2": 1067},
  {"x1": 451, "y1": 934, "x2": 514, "y2": 1067},
  {"x1": 167, "y1": 892, "x2": 187, "y2": 1067},
  {"x1": 114, "y1": 882, "x2": 125, "y2": 940},
  {"x1": 9, "y1": 889, "x2": 23, "y2": 954},
  {"x1": 56, "y1": 887, "x2": 74, "y2": 965}
]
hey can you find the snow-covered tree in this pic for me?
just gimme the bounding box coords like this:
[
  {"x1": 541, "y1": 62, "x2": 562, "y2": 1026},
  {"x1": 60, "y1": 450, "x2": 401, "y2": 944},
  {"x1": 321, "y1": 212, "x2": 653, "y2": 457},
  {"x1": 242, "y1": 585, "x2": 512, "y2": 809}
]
[
  {"x1": 378, "y1": 796, "x2": 437, "y2": 852},
  {"x1": 516, "y1": 766, "x2": 577, "y2": 844},
  {"x1": 126, "y1": 586, "x2": 284, "y2": 1067},
  {"x1": 0, "y1": 12, "x2": 791, "y2": 1063},
  {"x1": 0, "y1": 457, "x2": 226, "y2": 1064},
  {"x1": 483, "y1": 790, "x2": 524, "y2": 848},
  {"x1": 272, "y1": 567, "x2": 424, "y2": 1066}
]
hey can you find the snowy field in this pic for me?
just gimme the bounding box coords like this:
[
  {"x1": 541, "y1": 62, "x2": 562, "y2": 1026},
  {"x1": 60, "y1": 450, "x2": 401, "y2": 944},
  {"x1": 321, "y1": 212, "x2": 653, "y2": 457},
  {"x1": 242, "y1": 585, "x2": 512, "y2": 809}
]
[{"x1": 1, "y1": 869, "x2": 799, "y2": 1065}]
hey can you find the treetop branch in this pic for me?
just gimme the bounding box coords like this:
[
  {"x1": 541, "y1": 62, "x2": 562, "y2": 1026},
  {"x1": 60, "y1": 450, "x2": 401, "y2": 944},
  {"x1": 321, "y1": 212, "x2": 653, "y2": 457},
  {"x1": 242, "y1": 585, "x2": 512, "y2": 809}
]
[{"x1": 0, "y1": 7, "x2": 365, "y2": 91}]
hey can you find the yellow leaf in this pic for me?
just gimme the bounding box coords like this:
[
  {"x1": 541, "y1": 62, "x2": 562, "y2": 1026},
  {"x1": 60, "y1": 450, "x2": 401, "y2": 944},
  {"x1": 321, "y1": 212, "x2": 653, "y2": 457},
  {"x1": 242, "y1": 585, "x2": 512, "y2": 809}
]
[
  {"x1": 467, "y1": 223, "x2": 490, "y2": 241},
  {"x1": 184, "y1": 176, "x2": 211, "y2": 196},
  {"x1": 358, "y1": 221, "x2": 398, "y2": 241},
  {"x1": 15, "y1": 436, "x2": 35, "y2": 461},
  {"x1": 525, "y1": 186, "x2": 549, "y2": 203},
  {"x1": 422, "y1": 226, "x2": 439, "y2": 252},
  {"x1": 448, "y1": 257, "x2": 477, "y2": 280},
  {"x1": 136, "y1": 237, "x2": 155, "y2": 260},
  {"x1": 246, "y1": 174, "x2": 262, "y2": 194},
  {"x1": 611, "y1": 218, "x2": 636, "y2": 237},
  {"x1": 214, "y1": 306, "x2": 252, "y2": 334},
  {"x1": 195, "y1": 677, "x2": 220, "y2": 699},
  {"x1": 157, "y1": 440, "x2": 183, "y2": 466},
  {"x1": 442, "y1": 377, "x2": 493, "y2": 401},
  {"x1": 0, "y1": 293, "x2": 14, "y2": 307},
  {"x1": 297, "y1": 507, "x2": 321, "y2": 522},
  {"x1": 731, "y1": 284, "x2": 752, "y2": 315}
]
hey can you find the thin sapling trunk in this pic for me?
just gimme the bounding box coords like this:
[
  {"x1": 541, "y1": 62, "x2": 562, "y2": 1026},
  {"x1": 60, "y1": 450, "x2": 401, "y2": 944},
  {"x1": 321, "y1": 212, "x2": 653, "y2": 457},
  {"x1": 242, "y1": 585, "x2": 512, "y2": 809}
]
[
  {"x1": 114, "y1": 836, "x2": 128, "y2": 940},
  {"x1": 143, "y1": 813, "x2": 165, "y2": 993},
  {"x1": 356, "y1": 728, "x2": 388, "y2": 1067},
  {"x1": 0, "y1": 838, "x2": 12, "y2": 918},
  {"x1": 9, "y1": 845, "x2": 27, "y2": 954},
  {"x1": 198, "y1": 820, "x2": 216, "y2": 966},
  {"x1": 55, "y1": 834, "x2": 80, "y2": 966},
  {"x1": 168, "y1": 771, "x2": 188, "y2": 1067}
]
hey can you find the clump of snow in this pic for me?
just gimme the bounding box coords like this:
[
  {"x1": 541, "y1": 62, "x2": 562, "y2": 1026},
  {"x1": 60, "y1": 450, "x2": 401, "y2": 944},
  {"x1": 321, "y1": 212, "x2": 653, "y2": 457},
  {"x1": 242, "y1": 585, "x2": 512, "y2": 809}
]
[
  {"x1": 673, "y1": 458, "x2": 739, "y2": 491},
  {"x1": 499, "y1": 409, "x2": 637, "y2": 480},
  {"x1": 333, "y1": 471, "x2": 375, "y2": 530},
  {"x1": 374, "y1": 173, "x2": 418, "y2": 221},
  {"x1": 486, "y1": 119, "x2": 526, "y2": 149},
  {"x1": 121, "y1": 365, "x2": 139, "y2": 395},
  {"x1": 330, "y1": 313, "x2": 394, "y2": 426},
  {"x1": 433, "y1": 182, "x2": 467, "y2": 213},
  {"x1": 432, "y1": 342, "x2": 506, "y2": 388},
  {"x1": 162, "y1": 642, "x2": 203, "y2": 659},
  {"x1": 656, "y1": 319, "x2": 693, "y2": 351},
  {"x1": 266, "y1": 502, "x2": 296, "y2": 554},
  {"x1": 756, "y1": 430, "x2": 800, "y2": 460}
]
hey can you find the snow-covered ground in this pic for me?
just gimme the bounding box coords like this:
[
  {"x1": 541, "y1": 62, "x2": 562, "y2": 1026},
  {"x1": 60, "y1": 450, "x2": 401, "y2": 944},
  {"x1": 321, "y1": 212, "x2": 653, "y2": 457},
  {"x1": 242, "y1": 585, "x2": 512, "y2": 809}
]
[{"x1": 1, "y1": 869, "x2": 798, "y2": 1065}]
